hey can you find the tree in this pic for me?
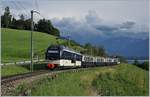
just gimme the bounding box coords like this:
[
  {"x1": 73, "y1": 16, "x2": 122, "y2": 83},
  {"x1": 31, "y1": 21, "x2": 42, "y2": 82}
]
[
  {"x1": 1, "y1": 7, "x2": 61, "y2": 36},
  {"x1": 84, "y1": 43, "x2": 92, "y2": 49},
  {"x1": 20, "y1": 14, "x2": 25, "y2": 21},
  {"x1": 142, "y1": 61, "x2": 149, "y2": 70},
  {"x1": 51, "y1": 27, "x2": 60, "y2": 36},
  {"x1": 83, "y1": 43, "x2": 92, "y2": 55},
  {"x1": 35, "y1": 19, "x2": 60, "y2": 36},
  {"x1": 82, "y1": 43, "x2": 107, "y2": 57},
  {"x1": 116, "y1": 56, "x2": 127, "y2": 63},
  {"x1": 10, "y1": 17, "x2": 17, "y2": 29},
  {"x1": 97, "y1": 46, "x2": 107, "y2": 57},
  {"x1": 24, "y1": 19, "x2": 31, "y2": 30},
  {"x1": 1, "y1": 6, "x2": 12, "y2": 27},
  {"x1": 11, "y1": 14, "x2": 25, "y2": 29}
]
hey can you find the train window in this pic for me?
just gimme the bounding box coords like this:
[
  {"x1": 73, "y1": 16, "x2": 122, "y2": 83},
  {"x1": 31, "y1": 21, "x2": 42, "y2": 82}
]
[
  {"x1": 86, "y1": 57, "x2": 89, "y2": 62},
  {"x1": 84, "y1": 56, "x2": 86, "y2": 61},
  {"x1": 62, "y1": 51, "x2": 67, "y2": 59},
  {"x1": 72, "y1": 53, "x2": 75, "y2": 60},
  {"x1": 97, "y1": 58, "x2": 101, "y2": 62},
  {"x1": 62, "y1": 51, "x2": 76, "y2": 60},
  {"x1": 76, "y1": 54, "x2": 82, "y2": 61}
]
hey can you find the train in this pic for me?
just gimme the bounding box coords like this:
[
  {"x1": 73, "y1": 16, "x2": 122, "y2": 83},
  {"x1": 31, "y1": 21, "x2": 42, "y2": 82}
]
[{"x1": 45, "y1": 45, "x2": 120, "y2": 69}]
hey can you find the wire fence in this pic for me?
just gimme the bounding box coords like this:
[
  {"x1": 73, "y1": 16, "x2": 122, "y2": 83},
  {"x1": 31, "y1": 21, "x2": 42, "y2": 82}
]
[{"x1": 1, "y1": 59, "x2": 45, "y2": 66}]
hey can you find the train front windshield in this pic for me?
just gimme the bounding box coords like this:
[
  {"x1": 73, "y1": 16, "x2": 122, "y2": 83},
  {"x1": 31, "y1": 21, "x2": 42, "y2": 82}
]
[{"x1": 46, "y1": 47, "x2": 60, "y2": 60}]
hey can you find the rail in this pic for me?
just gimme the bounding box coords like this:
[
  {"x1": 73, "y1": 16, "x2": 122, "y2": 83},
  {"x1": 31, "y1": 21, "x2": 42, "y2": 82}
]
[
  {"x1": 1, "y1": 70, "x2": 50, "y2": 84},
  {"x1": 1, "y1": 67, "x2": 94, "y2": 84}
]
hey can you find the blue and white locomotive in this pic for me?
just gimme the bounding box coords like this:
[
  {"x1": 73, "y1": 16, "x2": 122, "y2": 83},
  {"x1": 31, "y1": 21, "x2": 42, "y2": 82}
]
[{"x1": 45, "y1": 45, "x2": 120, "y2": 69}]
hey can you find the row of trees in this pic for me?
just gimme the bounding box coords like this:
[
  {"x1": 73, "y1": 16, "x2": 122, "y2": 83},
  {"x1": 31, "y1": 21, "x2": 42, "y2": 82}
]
[
  {"x1": 1, "y1": 6, "x2": 60, "y2": 36},
  {"x1": 82, "y1": 43, "x2": 107, "y2": 57}
]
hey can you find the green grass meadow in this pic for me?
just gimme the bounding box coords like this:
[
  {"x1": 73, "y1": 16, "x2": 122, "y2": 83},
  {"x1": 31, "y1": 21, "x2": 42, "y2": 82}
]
[
  {"x1": 2, "y1": 28, "x2": 83, "y2": 63},
  {"x1": 2, "y1": 28, "x2": 63, "y2": 63},
  {"x1": 9, "y1": 64, "x2": 149, "y2": 96}
]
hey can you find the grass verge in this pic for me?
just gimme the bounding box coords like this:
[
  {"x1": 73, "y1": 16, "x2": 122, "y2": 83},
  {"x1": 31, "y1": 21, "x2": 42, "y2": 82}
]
[{"x1": 1, "y1": 65, "x2": 30, "y2": 76}]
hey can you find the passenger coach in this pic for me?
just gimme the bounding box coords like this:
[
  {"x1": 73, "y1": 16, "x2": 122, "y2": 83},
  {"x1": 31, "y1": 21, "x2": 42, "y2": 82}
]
[{"x1": 45, "y1": 45, "x2": 120, "y2": 69}]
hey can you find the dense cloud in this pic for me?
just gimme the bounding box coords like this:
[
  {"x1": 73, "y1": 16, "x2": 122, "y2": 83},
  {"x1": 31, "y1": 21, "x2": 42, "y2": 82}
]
[
  {"x1": 51, "y1": 11, "x2": 149, "y2": 57},
  {"x1": 120, "y1": 21, "x2": 135, "y2": 29},
  {"x1": 51, "y1": 10, "x2": 148, "y2": 44}
]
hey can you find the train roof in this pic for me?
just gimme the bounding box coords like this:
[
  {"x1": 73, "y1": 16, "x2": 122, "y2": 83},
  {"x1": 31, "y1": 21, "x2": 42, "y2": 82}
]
[
  {"x1": 82, "y1": 55, "x2": 118, "y2": 59},
  {"x1": 48, "y1": 45, "x2": 82, "y2": 55}
]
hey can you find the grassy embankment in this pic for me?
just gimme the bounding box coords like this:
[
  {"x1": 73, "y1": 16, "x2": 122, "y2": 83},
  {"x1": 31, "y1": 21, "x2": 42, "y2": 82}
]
[
  {"x1": 1, "y1": 65, "x2": 29, "y2": 77},
  {"x1": 1, "y1": 63, "x2": 47, "y2": 77},
  {"x1": 9, "y1": 64, "x2": 149, "y2": 96},
  {"x1": 1, "y1": 28, "x2": 84, "y2": 76}
]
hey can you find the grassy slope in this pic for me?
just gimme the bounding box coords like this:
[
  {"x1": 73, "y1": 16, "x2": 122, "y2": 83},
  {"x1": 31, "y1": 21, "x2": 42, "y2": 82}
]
[
  {"x1": 92, "y1": 64, "x2": 149, "y2": 96},
  {"x1": 2, "y1": 28, "x2": 83, "y2": 63},
  {"x1": 2, "y1": 28, "x2": 64, "y2": 62},
  {"x1": 11, "y1": 64, "x2": 149, "y2": 96}
]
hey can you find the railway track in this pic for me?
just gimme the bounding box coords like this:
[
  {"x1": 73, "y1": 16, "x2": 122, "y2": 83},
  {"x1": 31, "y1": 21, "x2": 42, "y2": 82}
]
[
  {"x1": 2, "y1": 65, "x2": 116, "y2": 84},
  {"x1": 1, "y1": 70, "x2": 51, "y2": 84},
  {"x1": 1, "y1": 67, "x2": 86, "y2": 84}
]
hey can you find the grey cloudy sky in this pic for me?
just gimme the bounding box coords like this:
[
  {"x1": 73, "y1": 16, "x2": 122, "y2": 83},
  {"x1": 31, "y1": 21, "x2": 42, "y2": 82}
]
[
  {"x1": 2, "y1": 0, "x2": 148, "y2": 22},
  {"x1": 1, "y1": 0, "x2": 149, "y2": 40}
]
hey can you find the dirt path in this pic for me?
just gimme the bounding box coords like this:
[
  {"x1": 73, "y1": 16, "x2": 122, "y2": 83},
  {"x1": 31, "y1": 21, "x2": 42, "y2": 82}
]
[{"x1": 80, "y1": 67, "x2": 115, "y2": 96}]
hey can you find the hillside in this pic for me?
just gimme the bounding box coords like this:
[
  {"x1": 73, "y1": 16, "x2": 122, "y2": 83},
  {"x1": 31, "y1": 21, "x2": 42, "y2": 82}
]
[
  {"x1": 1, "y1": 28, "x2": 84, "y2": 63},
  {"x1": 6, "y1": 64, "x2": 149, "y2": 96}
]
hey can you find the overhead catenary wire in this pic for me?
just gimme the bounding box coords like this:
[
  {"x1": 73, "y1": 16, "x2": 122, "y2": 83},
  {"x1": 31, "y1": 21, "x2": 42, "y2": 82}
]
[
  {"x1": 11, "y1": 0, "x2": 45, "y2": 21},
  {"x1": 5, "y1": 1, "x2": 18, "y2": 18},
  {"x1": 34, "y1": 0, "x2": 45, "y2": 19},
  {"x1": 16, "y1": 0, "x2": 30, "y2": 15},
  {"x1": 35, "y1": 0, "x2": 40, "y2": 13},
  {"x1": 2, "y1": 0, "x2": 20, "y2": 18},
  {"x1": 11, "y1": 1, "x2": 29, "y2": 18}
]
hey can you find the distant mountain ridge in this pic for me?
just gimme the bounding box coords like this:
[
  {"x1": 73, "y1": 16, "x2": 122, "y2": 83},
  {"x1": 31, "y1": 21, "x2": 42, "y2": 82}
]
[
  {"x1": 71, "y1": 35, "x2": 149, "y2": 58},
  {"x1": 99, "y1": 37, "x2": 149, "y2": 58}
]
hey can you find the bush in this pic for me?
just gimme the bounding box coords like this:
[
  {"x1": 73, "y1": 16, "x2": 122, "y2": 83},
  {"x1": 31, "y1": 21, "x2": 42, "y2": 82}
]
[
  {"x1": 141, "y1": 61, "x2": 149, "y2": 70},
  {"x1": 133, "y1": 60, "x2": 149, "y2": 71}
]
